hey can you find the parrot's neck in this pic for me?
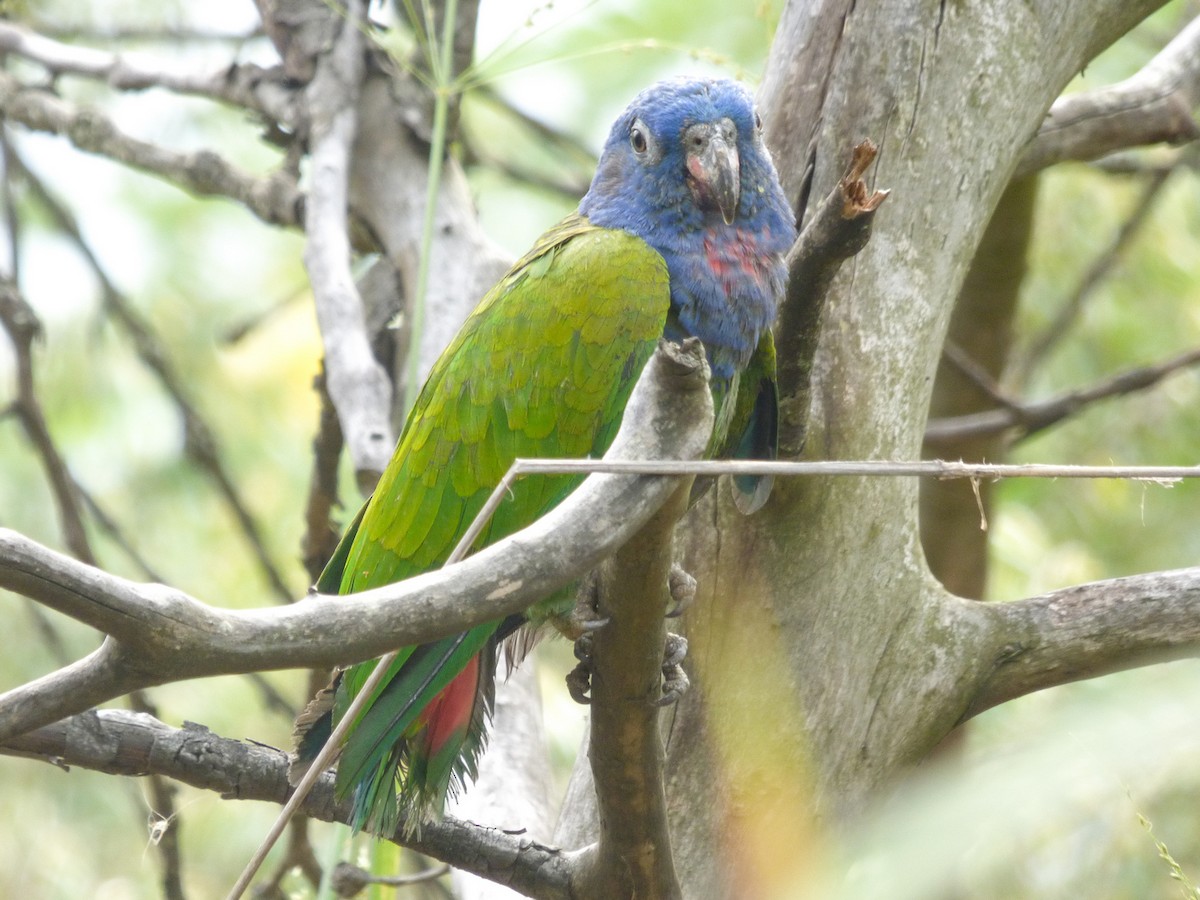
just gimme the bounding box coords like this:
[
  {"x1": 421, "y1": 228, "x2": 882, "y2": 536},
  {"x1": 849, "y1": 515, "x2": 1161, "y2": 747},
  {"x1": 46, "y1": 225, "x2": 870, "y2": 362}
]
[{"x1": 653, "y1": 219, "x2": 788, "y2": 384}]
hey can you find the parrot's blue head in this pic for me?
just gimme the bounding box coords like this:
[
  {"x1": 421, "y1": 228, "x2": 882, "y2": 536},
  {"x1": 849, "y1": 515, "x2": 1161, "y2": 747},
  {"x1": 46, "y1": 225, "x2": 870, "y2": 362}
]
[{"x1": 580, "y1": 77, "x2": 796, "y2": 382}]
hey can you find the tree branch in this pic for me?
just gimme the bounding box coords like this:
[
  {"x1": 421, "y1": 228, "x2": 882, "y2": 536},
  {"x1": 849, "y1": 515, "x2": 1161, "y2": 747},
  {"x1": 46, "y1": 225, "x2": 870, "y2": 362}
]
[
  {"x1": 0, "y1": 71, "x2": 303, "y2": 226},
  {"x1": 574, "y1": 485, "x2": 696, "y2": 900},
  {"x1": 925, "y1": 345, "x2": 1200, "y2": 444},
  {"x1": 965, "y1": 567, "x2": 1200, "y2": 719},
  {"x1": 1016, "y1": 14, "x2": 1200, "y2": 177},
  {"x1": 776, "y1": 140, "x2": 888, "y2": 458},
  {"x1": 300, "y1": 0, "x2": 397, "y2": 486},
  {"x1": 0, "y1": 710, "x2": 578, "y2": 900},
  {"x1": 0, "y1": 282, "x2": 93, "y2": 563},
  {"x1": 0, "y1": 339, "x2": 714, "y2": 741}
]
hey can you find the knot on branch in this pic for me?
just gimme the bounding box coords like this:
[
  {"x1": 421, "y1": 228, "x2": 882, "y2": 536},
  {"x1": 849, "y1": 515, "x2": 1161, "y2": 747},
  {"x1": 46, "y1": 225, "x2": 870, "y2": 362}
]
[
  {"x1": 653, "y1": 336, "x2": 711, "y2": 392},
  {"x1": 839, "y1": 139, "x2": 890, "y2": 222}
]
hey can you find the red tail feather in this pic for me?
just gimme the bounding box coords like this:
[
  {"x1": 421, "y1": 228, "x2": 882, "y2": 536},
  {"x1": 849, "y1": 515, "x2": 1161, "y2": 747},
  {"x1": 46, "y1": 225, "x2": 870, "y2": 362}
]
[{"x1": 417, "y1": 655, "x2": 480, "y2": 758}]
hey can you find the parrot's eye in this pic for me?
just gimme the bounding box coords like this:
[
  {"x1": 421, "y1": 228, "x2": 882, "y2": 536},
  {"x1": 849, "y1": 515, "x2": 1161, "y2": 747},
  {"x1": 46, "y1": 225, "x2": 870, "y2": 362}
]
[
  {"x1": 630, "y1": 125, "x2": 648, "y2": 155},
  {"x1": 755, "y1": 111, "x2": 763, "y2": 131}
]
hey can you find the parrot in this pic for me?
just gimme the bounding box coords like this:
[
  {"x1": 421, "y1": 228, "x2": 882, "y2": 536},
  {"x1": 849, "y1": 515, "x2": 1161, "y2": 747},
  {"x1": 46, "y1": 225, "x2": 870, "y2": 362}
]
[{"x1": 290, "y1": 76, "x2": 797, "y2": 836}]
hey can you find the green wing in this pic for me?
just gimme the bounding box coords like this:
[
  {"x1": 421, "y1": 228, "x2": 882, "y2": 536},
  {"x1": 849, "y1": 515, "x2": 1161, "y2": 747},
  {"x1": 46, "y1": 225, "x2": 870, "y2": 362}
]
[
  {"x1": 725, "y1": 330, "x2": 778, "y2": 514},
  {"x1": 342, "y1": 214, "x2": 671, "y2": 589},
  {"x1": 330, "y1": 214, "x2": 672, "y2": 831}
]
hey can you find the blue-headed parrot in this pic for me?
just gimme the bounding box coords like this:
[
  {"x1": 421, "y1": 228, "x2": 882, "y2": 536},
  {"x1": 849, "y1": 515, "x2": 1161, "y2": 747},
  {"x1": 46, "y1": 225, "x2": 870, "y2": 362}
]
[{"x1": 291, "y1": 77, "x2": 797, "y2": 835}]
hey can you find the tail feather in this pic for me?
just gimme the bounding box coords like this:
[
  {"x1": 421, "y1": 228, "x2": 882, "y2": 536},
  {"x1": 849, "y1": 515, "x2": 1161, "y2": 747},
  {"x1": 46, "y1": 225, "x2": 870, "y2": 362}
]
[{"x1": 334, "y1": 627, "x2": 498, "y2": 835}]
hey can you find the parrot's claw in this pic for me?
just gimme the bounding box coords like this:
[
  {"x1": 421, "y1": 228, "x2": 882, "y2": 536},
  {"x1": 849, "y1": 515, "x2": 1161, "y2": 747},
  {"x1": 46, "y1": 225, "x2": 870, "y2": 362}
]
[
  {"x1": 577, "y1": 614, "x2": 611, "y2": 633},
  {"x1": 655, "y1": 632, "x2": 690, "y2": 706},
  {"x1": 555, "y1": 572, "x2": 610, "y2": 640},
  {"x1": 666, "y1": 563, "x2": 697, "y2": 618},
  {"x1": 566, "y1": 632, "x2": 595, "y2": 705}
]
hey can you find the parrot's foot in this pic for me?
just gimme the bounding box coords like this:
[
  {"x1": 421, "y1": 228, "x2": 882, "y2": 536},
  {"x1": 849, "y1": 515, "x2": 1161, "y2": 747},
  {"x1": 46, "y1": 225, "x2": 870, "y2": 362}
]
[
  {"x1": 666, "y1": 563, "x2": 697, "y2": 618},
  {"x1": 656, "y1": 632, "x2": 690, "y2": 706},
  {"x1": 566, "y1": 632, "x2": 595, "y2": 705},
  {"x1": 566, "y1": 632, "x2": 690, "y2": 706},
  {"x1": 555, "y1": 571, "x2": 610, "y2": 641}
]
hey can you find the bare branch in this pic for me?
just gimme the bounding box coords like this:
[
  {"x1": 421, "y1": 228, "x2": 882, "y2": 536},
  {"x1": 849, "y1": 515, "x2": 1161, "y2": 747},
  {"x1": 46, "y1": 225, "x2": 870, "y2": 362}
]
[
  {"x1": 302, "y1": 0, "x2": 397, "y2": 486},
  {"x1": 0, "y1": 71, "x2": 303, "y2": 227},
  {"x1": 575, "y1": 480, "x2": 698, "y2": 899},
  {"x1": 776, "y1": 140, "x2": 888, "y2": 458},
  {"x1": 29, "y1": 22, "x2": 264, "y2": 45},
  {"x1": 1010, "y1": 166, "x2": 1172, "y2": 383},
  {"x1": 940, "y1": 339, "x2": 1022, "y2": 413},
  {"x1": 965, "y1": 567, "x2": 1200, "y2": 718},
  {"x1": 0, "y1": 21, "x2": 299, "y2": 124},
  {"x1": 0, "y1": 340, "x2": 714, "y2": 740},
  {"x1": 0, "y1": 710, "x2": 577, "y2": 900},
  {"x1": 1017, "y1": 14, "x2": 1200, "y2": 177},
  {"x1": 0, "y1": 280, "x2": 192, "y2": 888},
  {"x1": 926, "y1": 345, "x2": 1200, "y2": 445}
]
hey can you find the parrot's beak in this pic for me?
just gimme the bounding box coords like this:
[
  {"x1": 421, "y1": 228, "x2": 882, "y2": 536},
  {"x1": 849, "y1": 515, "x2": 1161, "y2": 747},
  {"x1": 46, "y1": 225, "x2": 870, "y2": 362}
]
[{"x1": 684, "y1": 119, "x2": 741, "y2": 225}]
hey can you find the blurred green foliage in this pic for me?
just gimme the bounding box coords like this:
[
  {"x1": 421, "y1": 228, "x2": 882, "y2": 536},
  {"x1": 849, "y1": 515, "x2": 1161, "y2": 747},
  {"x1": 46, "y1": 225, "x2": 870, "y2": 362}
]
[{"x1": 1, "y1": 1, "x2": 1199, "y2": 898}]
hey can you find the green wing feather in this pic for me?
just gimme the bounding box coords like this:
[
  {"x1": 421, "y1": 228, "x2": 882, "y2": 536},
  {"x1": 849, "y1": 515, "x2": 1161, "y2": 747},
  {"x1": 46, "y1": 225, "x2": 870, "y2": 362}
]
[
  {"x1": 689, "y1": 329, "x2": 778, "y2": 514},
  {"x1": 328, "y1": 214, "x2": 672, "y2": 832},
  {"x1": 725, "y1": 330, "x2": 779, "y2": 514}
]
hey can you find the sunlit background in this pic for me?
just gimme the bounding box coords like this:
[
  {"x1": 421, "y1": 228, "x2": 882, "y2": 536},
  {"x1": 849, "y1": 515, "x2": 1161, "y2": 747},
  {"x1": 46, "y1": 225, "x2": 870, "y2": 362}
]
[{"x1": 1, "y1": 1, "x2": 1199, "y2": 897}]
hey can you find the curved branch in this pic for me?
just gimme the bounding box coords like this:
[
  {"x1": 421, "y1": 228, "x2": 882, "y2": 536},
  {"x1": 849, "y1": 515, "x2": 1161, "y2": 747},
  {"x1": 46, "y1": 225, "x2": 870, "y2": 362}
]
[
  {"x1": 0, "y1": 71, "x2": 303, "y2": 226},
  {"x1": 965, "y1": 567, "x2": 1200, "y2": 719},
  {"x1": 301, "y1": 0, "x2": 396, "y2": 485},
  {"x1": 0, "y1": 710, "x2": 577, "y2": 900},
  {"x1": 0, "y1": 339, "x2": 715, "y2": 741},
  {"x1": 1017, "y1": 14, "x2": 1200, "y2": 177}
]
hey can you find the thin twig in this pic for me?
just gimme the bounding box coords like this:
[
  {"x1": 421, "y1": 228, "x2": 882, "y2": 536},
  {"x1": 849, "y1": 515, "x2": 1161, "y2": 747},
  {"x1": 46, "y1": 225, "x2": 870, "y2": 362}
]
[
  {"x1": 10, "y1": 149, "x2": 297, "y2": 603},
  {"x1": 331, "y1": 860, "x2": 450, "y2": 893},
  {"x1": 941, "y1": 339, "x2": 1022, "y2": 412},
  {"x1": 0, "y1": 283, "x2": 94, "y2": 563},
  {"x1": 927, "y1": 345, "x2": 1200, "y2": 445},
  {"x1": 301, "y1": 370, "x2": 346, "y2": 584},
  {"x1": 483, "y1": 458, "x2": 1200, "y2": 483},
  {"x1": 1011, "y1": 167, "x2": 1173, "y2": 384}
]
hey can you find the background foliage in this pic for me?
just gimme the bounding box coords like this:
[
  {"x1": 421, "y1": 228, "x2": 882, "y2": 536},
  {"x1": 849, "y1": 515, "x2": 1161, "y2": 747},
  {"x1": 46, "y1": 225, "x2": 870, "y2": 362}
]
[{"x1": 1, "y1": 1, "x2": 1198, "y2": 897}]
